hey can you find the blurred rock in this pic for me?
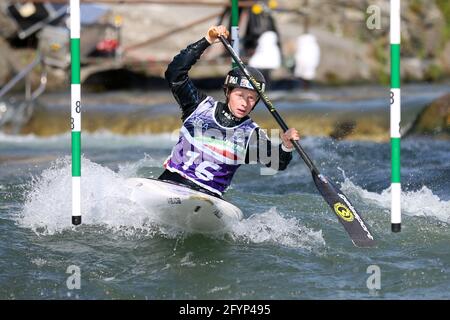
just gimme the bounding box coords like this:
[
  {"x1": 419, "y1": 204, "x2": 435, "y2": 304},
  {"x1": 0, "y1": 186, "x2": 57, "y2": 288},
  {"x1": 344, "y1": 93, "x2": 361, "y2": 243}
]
[
  {"x1": 330, "y1": 121, "x2": 357, "y2": 140},
  {"x1": 440, "y1": 41, "x2": 450, "y2": 73},
  {"x1": 314, "y1": 30, "x2": 372, "y2": 84},
  {"x1": 0, "y1": 37, "x2": 12, "y2": 86},
  {"x1": 0, "y1": 9, "x2": 17, "y2": 39},
  {"x1": 402, "y1": 58, "x2": 424, "y2": 81},
  {"x1": 1, "y1": 0, "x2": 450, "y2": 89},
  {"x1": 406, "y1": 93, "x2": 450, "y2": 138}
]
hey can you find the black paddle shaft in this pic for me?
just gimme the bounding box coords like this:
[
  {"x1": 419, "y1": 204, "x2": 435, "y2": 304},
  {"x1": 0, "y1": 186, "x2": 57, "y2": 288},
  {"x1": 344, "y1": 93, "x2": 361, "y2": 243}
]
[{"x1": 219, "y1": 35, "x2": 320, "y2": 176}]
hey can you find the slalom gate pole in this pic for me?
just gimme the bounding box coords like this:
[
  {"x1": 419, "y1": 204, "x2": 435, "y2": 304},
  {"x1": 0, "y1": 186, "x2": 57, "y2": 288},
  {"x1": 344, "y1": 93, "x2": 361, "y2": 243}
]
[
  {"x1": 71, "y1": 0, "x2": 81, "y2": 225},
  {"x1": 231, "y1": 0, "x2": 239, "y2": 68},
  {"x1": 390, "y1": 0, "x2": 401, "y2": 232}
]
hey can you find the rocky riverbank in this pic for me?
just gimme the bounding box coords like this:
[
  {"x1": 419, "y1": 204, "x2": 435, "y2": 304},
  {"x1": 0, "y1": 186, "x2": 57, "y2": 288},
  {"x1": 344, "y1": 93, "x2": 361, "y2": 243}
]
[
  {"x1": 1, "y1": 0, "x2": 450, "y2": 91},
  {"x1": 5, "y1": 84, "x2": 447, "y2": 141},
  {"x1": 405, "y1": 93, "x2": 450, "y2": 139}
]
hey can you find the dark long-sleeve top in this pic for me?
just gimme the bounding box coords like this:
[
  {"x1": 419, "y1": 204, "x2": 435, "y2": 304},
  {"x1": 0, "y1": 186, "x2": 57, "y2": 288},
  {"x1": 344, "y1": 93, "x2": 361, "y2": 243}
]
[{"x1": 165, "y1": 37, "x2": 293, "y2": 171}]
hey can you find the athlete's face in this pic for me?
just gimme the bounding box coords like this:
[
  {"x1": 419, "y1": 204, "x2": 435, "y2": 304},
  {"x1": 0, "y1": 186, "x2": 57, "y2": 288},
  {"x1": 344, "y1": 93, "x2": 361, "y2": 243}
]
[{"x1": 227, "y1": 88, "x2": 258, "y2": 118}]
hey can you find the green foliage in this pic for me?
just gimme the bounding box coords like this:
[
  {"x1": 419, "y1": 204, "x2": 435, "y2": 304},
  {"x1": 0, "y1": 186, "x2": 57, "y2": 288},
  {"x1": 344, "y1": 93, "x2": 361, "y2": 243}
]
[
  {"x1": 371, "y1": 39, "x2": 390, "y2": 85},
  {"x1": 424, "y1": 63, "x2": 443, "y2": 81},
  {"x1": 436, "y1": 0, "x2": 450, "y2": 41},
  {"x1": 324, "y1": 71, "x2": 343, "y2": 85},
  {"x1": 376, "y1": 68, "x2": 390, "y2": 85},
  {"x1": 409, "y1": 0, "x2": 425, "y2": 15}
]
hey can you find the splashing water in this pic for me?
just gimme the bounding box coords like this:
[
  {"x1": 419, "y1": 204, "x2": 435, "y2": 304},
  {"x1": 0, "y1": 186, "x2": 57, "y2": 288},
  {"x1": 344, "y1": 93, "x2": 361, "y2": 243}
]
[
  {"x1": 340, "y1": 178, "x2": 450, "y2": 224},
  {"x1": 229, "y1": 207, "x2": 325, "y2": 250},
  {"x1": 17, "y1": 156, "x2": 324, "y2": 250},
  {"x1": 19, "y1": 156, "x2": 150, "y2": 235},
  {"x1": 117, "y1": 153, "x2": 162, "y2": 178}
]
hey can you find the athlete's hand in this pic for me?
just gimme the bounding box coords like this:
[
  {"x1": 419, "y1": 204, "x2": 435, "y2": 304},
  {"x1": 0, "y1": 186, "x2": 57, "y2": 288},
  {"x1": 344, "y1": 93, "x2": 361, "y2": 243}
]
[
  {"x1": 280, "y1": 128, "x2": 300, "y2": 150},
  {"x1": 206, "y1": 25, "x2": 229, "y2": 44}
]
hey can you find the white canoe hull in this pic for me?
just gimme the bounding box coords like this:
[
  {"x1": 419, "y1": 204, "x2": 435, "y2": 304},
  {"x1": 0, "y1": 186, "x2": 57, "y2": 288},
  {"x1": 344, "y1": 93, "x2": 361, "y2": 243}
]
[{"x1": 125, "y1": 178, "x2": 243, "y2": 233}]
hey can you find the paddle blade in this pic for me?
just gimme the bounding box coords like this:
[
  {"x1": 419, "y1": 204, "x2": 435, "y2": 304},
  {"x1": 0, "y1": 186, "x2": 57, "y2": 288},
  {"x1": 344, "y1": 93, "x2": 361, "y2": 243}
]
[{"x1": 312, "y1": 173, "x2": 376, "y2": 248}]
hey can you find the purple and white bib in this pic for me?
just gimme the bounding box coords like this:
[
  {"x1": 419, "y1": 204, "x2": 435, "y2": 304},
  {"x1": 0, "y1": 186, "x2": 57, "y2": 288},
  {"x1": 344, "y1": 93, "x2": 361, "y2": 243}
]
[{"x1": 164, "y1": 96, "x2": 258, "y2": 195}]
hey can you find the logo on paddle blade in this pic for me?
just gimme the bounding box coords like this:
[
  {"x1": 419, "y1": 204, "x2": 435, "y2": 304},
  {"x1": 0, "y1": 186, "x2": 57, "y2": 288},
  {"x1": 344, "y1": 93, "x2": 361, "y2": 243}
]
[{"x1": 334, "y1": 202, "x2": 354, "y2": 222}]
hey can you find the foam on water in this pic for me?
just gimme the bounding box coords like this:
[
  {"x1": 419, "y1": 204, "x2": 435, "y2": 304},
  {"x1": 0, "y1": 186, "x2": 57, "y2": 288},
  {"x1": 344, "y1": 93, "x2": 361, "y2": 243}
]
[
  {"x1": 18, "y1": 156, "x2": 158, "y2": 236},
  {"x1": 117, "y1": 153, "x2": 162, "y2": 178},
  {"x1": 0, "y1": 132, "x2": 69, "y2": 144},
  {"x1": 0, "y1": 131, "x2": 176, "y2": 149},
  {"x1": 18, "y1": 156, "x2": 325, "y2": 249},
  {"x1": 229, "y1": 207, "x2": 325, "y2": 250},
  {"x1": 340, "y1": 178, "x2": 450, "y2": 224}
]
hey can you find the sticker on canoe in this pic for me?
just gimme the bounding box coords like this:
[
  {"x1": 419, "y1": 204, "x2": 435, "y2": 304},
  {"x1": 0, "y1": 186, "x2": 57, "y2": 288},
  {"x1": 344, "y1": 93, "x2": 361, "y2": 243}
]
[{"x1": 167, "y1": 197, "x2": 181, "y2": 204}]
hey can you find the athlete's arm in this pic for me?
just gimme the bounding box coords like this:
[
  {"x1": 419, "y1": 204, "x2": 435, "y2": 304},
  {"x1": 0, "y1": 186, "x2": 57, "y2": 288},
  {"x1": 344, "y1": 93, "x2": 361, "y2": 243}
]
[
  {"x1": 165, "y1": 26, "x2": 229, "y2": 122},
  {"x1": 280, "y1": 128, "x2": 300, "y2": 150},
  {"x1": 165, "y1": 38, "x2": 210, "y2": 121},
  {"x1": 245, "y1": 128, "x2": 294, "y2": 171}
]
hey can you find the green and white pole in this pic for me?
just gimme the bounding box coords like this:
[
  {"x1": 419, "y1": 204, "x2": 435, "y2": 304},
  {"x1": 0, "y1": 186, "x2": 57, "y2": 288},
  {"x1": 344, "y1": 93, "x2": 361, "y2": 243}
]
[
  {"x1": 71, "y1": 0, "x2": 81, "y2": 225},
  {"x1": 231, "y1": 0, "x2": 239, "y2": 68},
  {"x1": 390, "y1": 0, "x2": 401, "y2": 232}
]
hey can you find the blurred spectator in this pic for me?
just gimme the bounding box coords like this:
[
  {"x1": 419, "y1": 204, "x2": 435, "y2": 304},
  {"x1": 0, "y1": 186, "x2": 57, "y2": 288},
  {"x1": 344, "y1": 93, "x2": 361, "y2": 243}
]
[
  {"x1": 243, "y1": 5, "x2": 282, "y2": 89},
  {"x1": 294, "y1": 34, "x2": 320, "y2": 89},
  {"x1": 243, "y1": 6, "x2": 279, "y2": 55},
  {"x1": 248, "y1": 30, "x2": 281, "y2": 88}
]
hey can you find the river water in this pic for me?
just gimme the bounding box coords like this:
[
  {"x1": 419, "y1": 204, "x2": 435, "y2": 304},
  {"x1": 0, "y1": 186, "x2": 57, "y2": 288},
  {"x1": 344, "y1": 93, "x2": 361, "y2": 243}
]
[{"x1": 0, "y1": 84, "x2": 449, "y2": 299}]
